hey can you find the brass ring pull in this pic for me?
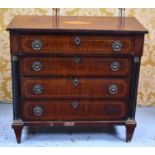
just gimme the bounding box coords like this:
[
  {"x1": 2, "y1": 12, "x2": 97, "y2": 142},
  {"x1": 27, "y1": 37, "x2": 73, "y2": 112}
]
[
  {"x1": 33, "y1": 84, "x2": 43, "y2": 94},
  {"x1": 33, "y1": 106, "x2": 43, "y2": 116},
  {"x1": 112, "y1": 41, "x2": 123, "y2": 52},
  {"x1": 110, "y1": 61, "x2": 120, "y2": 71},
  {"x1": 32, "y1": 61, "x2": 42, "y2": 71},
  {"x1": 108, "y1": 84, "x2": 118, "y2": 95},
  {"x1": 32, "y1": 39, "x2": 42, "y2": 51}
]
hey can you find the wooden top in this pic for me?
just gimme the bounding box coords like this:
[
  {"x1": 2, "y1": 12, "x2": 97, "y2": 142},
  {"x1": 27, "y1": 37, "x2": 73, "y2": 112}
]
[{"x1": 7, "y1": 15, "x2": 148, "y2": 34}]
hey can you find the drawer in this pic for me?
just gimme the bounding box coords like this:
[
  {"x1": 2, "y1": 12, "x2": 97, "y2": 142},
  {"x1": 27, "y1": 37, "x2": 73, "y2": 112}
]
[
  {"x1": 19, "y1": 35, "x2": 133, "y2": 55},
  {"x1": 21, "y1": 78, "x2": 131, "y2": 99},
  {"x1": 21, "y1": 99, "x2": 128, "y2": 121},
  {"x1": 20, "y1": 57, "x2": 132, "y2": 77}
]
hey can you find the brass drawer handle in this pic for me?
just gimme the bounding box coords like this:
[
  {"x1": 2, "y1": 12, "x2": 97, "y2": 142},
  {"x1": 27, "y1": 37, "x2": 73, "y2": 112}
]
[
  {"x1": 33, "y1": 106, "x2": 43, "y2": 116},
  {"x1": 32, "y1": 61, "x2": 42, "y2": 71},
  {"x1": 72, "y1": 78, "x2": 79, "y2": 87},
  {"x1": 112, "y1": 41, "x2": 123, "y2": 52},
  {"x1": 74, "y1": 36, "x2": 81, "y2": 45},
  {"x1": 33, "y1": 84, "x2": 43, "y2": 94},
  {"x1": 71, "y1": 101, "x2": 79, "y2": 109},
  {"x1": 74, "y1": 56, "x2": 81, "y2": 64},
  {"x1": 32, "y1": 39, "x2": 42, "y2": 51},
  {"x1": 108, "y1": 84, "x2": 118, "y2": 95},
  {"x1": 110, "y1": 61, "x2": 120, "y2": 71}
]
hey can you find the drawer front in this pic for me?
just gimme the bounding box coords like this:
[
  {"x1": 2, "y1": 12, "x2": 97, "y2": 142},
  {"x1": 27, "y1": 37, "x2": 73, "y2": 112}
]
[
  {"x1": 19, "y1": 35, "x2": 133, "y2": 55},
  {"x1": 21, "y1": 78, "x2": 131, "y2": 99},
  {"x1": 21, "y1": 100, "x2": 128, "y2": 121},
  {"x1": 20, "y1": 57, "x2": 132, "y2": 77}
]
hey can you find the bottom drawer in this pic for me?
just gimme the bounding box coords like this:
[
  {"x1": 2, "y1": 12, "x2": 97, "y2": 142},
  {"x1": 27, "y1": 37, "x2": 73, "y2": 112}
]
[{"x1": 21, "y1": 100, "x2": 128, "y2": 121}]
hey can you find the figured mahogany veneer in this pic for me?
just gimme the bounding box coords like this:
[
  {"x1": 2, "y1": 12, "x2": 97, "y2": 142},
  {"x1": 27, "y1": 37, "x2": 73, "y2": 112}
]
[
  {"x1": 21, "y1": 78, "x2": 131, "y2": 99},
  {"x1": 7, "y1": 15, "x2": 148, "y2": 143},
  {"x1": 21, "y1": 99, "x2": 128, "y2": 121},
  {"x1": 18, "y1": 35, "x2": 133, "y2": 55},
  {"x1": 20, "y1": 57, "x2": 132, "y2": 77}
]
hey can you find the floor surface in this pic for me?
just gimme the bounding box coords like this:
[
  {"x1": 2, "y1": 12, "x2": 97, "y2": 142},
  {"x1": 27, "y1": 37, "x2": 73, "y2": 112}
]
[{"x1": 0, "y1": 103, "x2": 155, "y2": 147}]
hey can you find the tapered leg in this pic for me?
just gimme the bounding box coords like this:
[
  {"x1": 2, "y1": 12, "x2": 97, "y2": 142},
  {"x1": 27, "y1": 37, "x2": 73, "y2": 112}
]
[
  {"x1": 12, "y1": 120, "x2": 23, "y2": 144},
  {"x1": 125, "y1": 119, "x2": 136, "y2": 142}
]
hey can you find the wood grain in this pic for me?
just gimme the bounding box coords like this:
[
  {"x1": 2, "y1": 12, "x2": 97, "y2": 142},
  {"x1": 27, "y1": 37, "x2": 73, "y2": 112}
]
[
  {"x1": 7, "y1": 16, "x2": 148, "y2": 34},
  {"x1": 21, "y1": 99, "x2": 128, "y2": 121},
  {"x1": 20, "y1": 57, "x2": 132, "y2": 77},
  {"x1": 18, "y1": 35, "x2": 132, "y2": 55},
  {"x1": 21, "y1": 78, "x2": 131, "y2": 99}
]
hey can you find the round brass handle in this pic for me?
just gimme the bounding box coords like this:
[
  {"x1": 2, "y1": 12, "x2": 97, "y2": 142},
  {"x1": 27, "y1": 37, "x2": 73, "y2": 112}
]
[
  {"x1": 33, "y1": 84, "x2": 43, "y2": 94},
  {"x1": 112, "y1": 41, "x2": 123, "y2": 52},
  {"x1": 110, "y1": 61, "x2": 120, "y2": 71},
  {"x1": 33, "y1": 106, "x2": 43, "y2": 116},
  {"x1": 32, "y1": 39, "x2": 42, "y2": 51},
  {"x1": 74, "y1": 36, "x2": 81, "y2": 45},
  {"x1": 108, "y1": 84, "x2": 118, "y2": 95},
  {"x1": 72, "y1": 78, "x2": 80, "y2": 87},
  {"x1": 32, "y1": 61, "x2": 42, "y2": 71},
  {"x1": 74, "y1": 56, "x2": 81, "y2": 64},
  {"x1": 71, "y1": 101, "x2": 79, "y2": 109}
]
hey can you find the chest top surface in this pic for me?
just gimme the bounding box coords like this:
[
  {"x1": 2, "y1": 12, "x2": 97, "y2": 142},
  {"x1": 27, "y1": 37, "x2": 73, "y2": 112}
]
[{"x1": 7, "y1": 15, "x2": 148, "y2": 34}]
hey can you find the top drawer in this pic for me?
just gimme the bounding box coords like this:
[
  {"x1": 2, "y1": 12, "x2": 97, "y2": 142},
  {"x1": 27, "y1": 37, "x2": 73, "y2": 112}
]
[{"x1": 18, "y1": 35, "x2": 133, "y2": 55}]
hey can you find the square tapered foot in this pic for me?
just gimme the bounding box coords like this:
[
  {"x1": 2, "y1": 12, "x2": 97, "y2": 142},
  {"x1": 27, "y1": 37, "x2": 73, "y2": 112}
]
[
  {"x1": 125, "y1": 119, "x2": 136, "y2": 142},
  {"x1": 12, "y1": 120, "x2": 23, "y2": 144}
]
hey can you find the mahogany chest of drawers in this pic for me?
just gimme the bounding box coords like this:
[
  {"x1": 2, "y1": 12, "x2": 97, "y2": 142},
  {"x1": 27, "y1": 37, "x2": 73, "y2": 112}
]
[{"x1": 7, "y1": 15, "x2": 148, "y2": 143}]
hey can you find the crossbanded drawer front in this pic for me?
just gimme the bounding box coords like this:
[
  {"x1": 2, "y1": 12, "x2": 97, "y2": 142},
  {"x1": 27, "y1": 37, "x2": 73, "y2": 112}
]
[
  {"x1": 21, "y1": 78, "x2": 131, "y2": 99},
  {"x1": 19, "y1": 35, "x2": 133, "y2": 55},
  {"x1": 21, "y1": 100, "x2": 128, "y2": 121},
  {"x1": 20, "y1": 57, "x2": 132, "y2": 77}
]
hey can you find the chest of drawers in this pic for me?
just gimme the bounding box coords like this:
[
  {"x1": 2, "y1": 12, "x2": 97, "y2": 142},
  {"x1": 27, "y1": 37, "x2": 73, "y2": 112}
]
[{"x1": 7, "y1": 16, "x2": 148, "y2": 143}]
